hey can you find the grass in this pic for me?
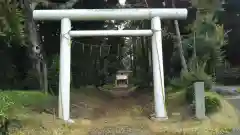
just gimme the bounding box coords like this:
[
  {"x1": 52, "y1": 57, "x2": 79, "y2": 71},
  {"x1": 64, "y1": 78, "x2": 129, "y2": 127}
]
[
  {"x1": 0, "y1": 88, "x2": 239, "y2": 135},
  {"x1": 237, "y1": 88, "x2": 240, "y2": 93},
  {"x1": 0, "y1": 91, "x2": 53, "y2": 117},
  {"x1": 0, "y1": 91, "x2": 52, "y2": 106}
]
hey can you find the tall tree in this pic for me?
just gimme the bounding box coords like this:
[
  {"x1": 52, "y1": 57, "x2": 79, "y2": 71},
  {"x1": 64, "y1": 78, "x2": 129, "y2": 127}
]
[
  {"x1": 172, "y1": 0, "x2": 188, "y2": 71},
  {"x1": 21, "y1": 0, "x2": 83, "y2": 92}
]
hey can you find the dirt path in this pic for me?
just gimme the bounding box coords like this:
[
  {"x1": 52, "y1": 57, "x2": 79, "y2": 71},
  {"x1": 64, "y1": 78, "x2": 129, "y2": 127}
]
[{"x1": 24, "y1": 88, "x2": 240, "y2": 135}]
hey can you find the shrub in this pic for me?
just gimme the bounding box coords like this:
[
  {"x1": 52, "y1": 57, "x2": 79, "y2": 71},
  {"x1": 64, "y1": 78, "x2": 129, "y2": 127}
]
[
  {"x1": 237, "y1": 88, "x2": 240, "y2": 93},
  {"x1": 170, "y1": 59, "x2": 213, "y2": 90},
  {"x1": 0, "y1": 91, "x2": 53, "y2": 134},
  {"x1": 191, "y1": 96, "x2": 221, "y2": 115},
  {"x1": 0, "y1": 94, "x2": 15, "y2": 120},
  {"x1": 0, "y1": 93, "x2": 15, "y2": 134},
  {"x1": 205, "y1": 96, "x2": 221, "y2": 114},
  {"x1": 186, "y1": 86, "x2": 221, "y2": 115}
]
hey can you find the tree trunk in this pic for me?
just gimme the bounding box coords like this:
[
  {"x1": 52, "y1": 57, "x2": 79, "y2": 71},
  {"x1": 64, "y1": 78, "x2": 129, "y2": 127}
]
[
  {"x1": 22, "y1": 0, "x2": 81, "y2": 92},
  {"x1": 43, "y1": 60, "x2": 48, "y2": 94},
  {"x1": 23, "y1": 0, "x2": 44, "y2": 91},
  {"x1": 132, "y1": 37, "x2": 137, "y2": 76},
  {"x1": 172, "y1": 0, "x2": 188, "y2": 71}
]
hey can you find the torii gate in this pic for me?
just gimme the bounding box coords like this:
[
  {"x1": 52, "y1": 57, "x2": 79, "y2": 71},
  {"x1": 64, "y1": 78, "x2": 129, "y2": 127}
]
[{"x1": 33, "y1": 8, "x2": 188, "y2": 122}]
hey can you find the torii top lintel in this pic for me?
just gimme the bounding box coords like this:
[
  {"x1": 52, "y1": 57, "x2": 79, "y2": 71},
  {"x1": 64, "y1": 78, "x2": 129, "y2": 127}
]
[{"x1": 33, "y1": 8, "x2": 188, "y2": 21}]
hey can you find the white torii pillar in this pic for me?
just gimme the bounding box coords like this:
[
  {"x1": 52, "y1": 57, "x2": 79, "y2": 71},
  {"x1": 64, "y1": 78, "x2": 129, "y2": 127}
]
[{"x1": 33, "y1": 8, "x2": 188, "y2": 122}]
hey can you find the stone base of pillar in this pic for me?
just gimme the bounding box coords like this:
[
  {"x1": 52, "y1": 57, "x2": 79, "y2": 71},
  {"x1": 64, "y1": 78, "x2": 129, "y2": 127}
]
[
  {"x1": 65, "y1": 119, "x2": 75, "y2": 124},
  {"x1": 150, "y1": 113, "x2": 168, "y2": 121}
]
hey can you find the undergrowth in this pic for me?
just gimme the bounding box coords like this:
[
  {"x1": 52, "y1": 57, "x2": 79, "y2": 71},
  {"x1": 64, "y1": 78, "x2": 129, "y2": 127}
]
[
  {"x1": 0, "y1": 91, "x2": 53, "y2": 134},
  {"x1": 0, "y1": 89, "x2": 238, "y2": 135}
]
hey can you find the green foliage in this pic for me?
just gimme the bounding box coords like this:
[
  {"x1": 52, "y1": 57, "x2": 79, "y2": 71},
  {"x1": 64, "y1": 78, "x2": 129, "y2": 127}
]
[
  {"x1": 0, "y1": 91, "x2": 52, "y2": 130},
  {"x1": 237, "y1": 88, "x2": 240, "y2": 93},
  {"x1": 191, "y1": 95, "x2": 221, "y2": 115},
  {"x1": 185, "y1": 86, "x2": 221, "y2": 115},
  {"x1": 170, "y1": 58, "x2": 213, "y2": 90},
  {"x1": 171, "y1": 55, "x2": 220, "y2": 114},
  {"x1": 205, "y1": 96, "x2": 221, "y2": 114},
  {"x1": 182, "y1": 13, "x2": 226, "y2": 75},
  {"x1": 0, "y1": 91, "x2": 52, "y2": 134},
  {"x1": 0, "y1": 0, "x2": 25, "y2": 45},
  {"x1": 0, "y1": 94, "x2": 14, "y2": 121},
  {"x1": 0, "y1": 91, "x2": 50, "y2": 108},
  {"x1": 0, "y1": 93, "x2": 14, "y2": 135},
  {"x1": 0, "y1": 0, "x2": 28, "y2": 91},
  {"x1": 191, "y1": 0, "x2": 222, "y2": 10}
]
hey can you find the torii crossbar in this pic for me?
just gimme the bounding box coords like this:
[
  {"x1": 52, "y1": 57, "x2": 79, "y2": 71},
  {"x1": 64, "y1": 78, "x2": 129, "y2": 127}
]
[{"x1": 33, "y1": 8, "x2": 188, "y2": 122}]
